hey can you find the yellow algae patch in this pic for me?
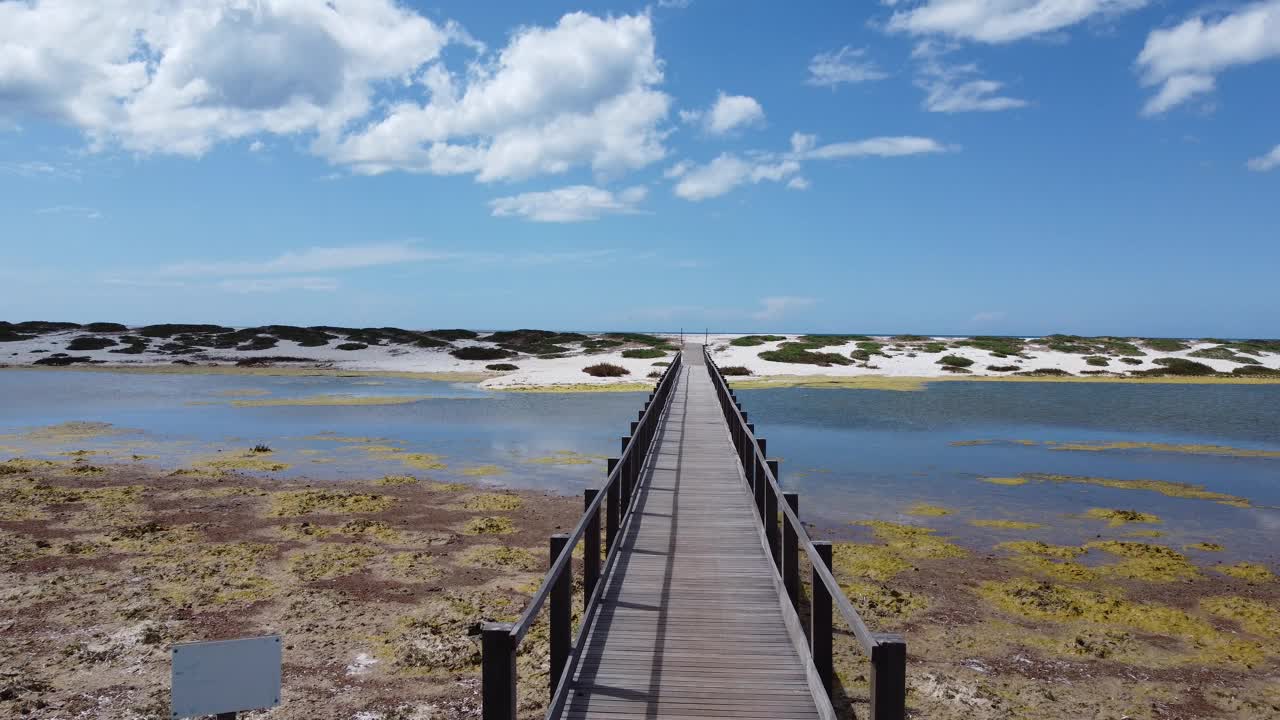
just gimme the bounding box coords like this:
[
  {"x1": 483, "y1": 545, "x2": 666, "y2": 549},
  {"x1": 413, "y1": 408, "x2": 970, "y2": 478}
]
[
  {"x1": 133, "y1": 541, "x2": 277, "y2": 607},
  {"x1": 906, "y1": 503, "x2": 951, "y2": 517},
  {"x1": 1201, "y1": 596, "x2": 1280, "y2": 638},
  {"x1": 269, "y1": 489, "x2": 394, "y2": 517},
  {"x1": 1010, "y1": 555, "x2": 1100, "y2": 583},
  {"x1": 981, "y1": 476, "x2": 1028, "y2": 486},
  {"x1": 839, "y1": 579, "x2": 929, "y2": 622},
  {"x1": 289, "y1": 543, "x2": 379, "y2": 581},
  {"x1": 459, "y1": 465, "x2": 508, "y2": 477},
  {"x1": 397, "y1": 453, "x2": 447, "y2": 471},
  {"x1": 951, "y1": 440, "x2": 995, "y2": 447},
  {"x1": 1086, "y1": 541, "x2": 1200, "y2": 582},
  {"x1": 1124, "y1": 529, "x2": 1166, "y2": 538},
  {"x1": 1046, "y1": 441, "x2": 1280, "y2": 459},
  {"x1": 729, "y1": 375, "x2": 928, "y2": 391},
  {"x1": 998, "y1": 541, "x2": 1087, "y2": 560},
  {"x1": 500, "y1": 382, "x2": 655, "y2": 393},
  {"x1": 1215, "y1": 562, "x2": 1276, "y2": 583},
  {"x1": 1023, "y1": 473, "x2": 1250, "y2": 507},
  {"x1": 832, "y1": 543, "x2": 913, "y2": 582},
  {"x1": 361, "y1": 444, "x2": 407, "y2": 454},
  {"x1": 21, "y1": 421, "x2": 124, "y2": 441},
  {"x1": 198, "y1": 454, "x2": 291, "y2": 472},
  {"x1": 216, "y1": 388, "x2": 270, "y2": 397},
  {"x1": 971, "y1": 519, "x2": 1045, "y2": 530},
  {"x1": 525, "y1": 450, "x2": 600, "y2": 465},
  {"x1": 374, "y1": 474, "x2": 419, "y2": 486},
  {"x1": 0, "y1": 475, "x2": 144, "y2": 520},
  {"x1": 1086, "y1": 508, "x2": 1162, "y2": 527},
  {"x1": 854, "y1": 521, "x2": 966, "y2": 559},
  {"x1": 458, "y1": 544, "x2": 541, "y2": 572},
  {"x1": 1186, "y1": 542, "x2": 1225, "y2": 552},
  {"x1": 463, "y1": 516, "x2": 516, "y2": 535},
  {"x1": 385, "y1": 551, "x2": 443, "y2": 582},
  {"x1": 232, "y1": 394, "x2": 432, "y2": 407},
  {"x1": 461, "y1": 493, "x2": 523, "y2": 511},
  {"x1": 301, "y1": 434, "x2": 393, "y2": 443}
]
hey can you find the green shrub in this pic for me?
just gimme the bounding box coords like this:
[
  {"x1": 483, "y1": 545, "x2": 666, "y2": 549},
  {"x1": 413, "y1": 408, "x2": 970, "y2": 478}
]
[
  {"x1": 1231, "y1": 365, "x2": 1280, "y2": 377},
  {"x1": 427, "y1": 329, "x2": 478, "y2": 341},
  {"x1": 940, "y1": 366, "x2": 971, "y2": 373},
  {"x1": 796, "y1": 334, "x2": 869, "y2": 347},
  {"x1": 987, "y1": 364, "x2": 1020, "y2": 372},
  {"x1": 137, "y1": 324, "x2": 233, "y2": 338},
  {"x1": 652, "y1": 361, "x2": 671, "y2": 366},
  {"x1": 1142, "y1": 338, "x2": 1189, "y2": 352},
  {"x1": 920, "y1": 342, "x2": 947, "y2": 353},
  {"x1": 956, "y1": 336, "x2": 1026, "y2": 356},
  {"x1": 451, "y1": 346, "x2": 516, "y2": 361},
  {"x1": 336, "y1": 342, "x2": 368, "y2": 351},
  {"x1": 83, "y1": 322, "x2": 128, "y2": 333},
  {"x1": 485, "y1": 363, "x2": 519, "y2": 371},
  {"x1": 604, "y1": 332, "x2": 673, "y2": 348},
  {"x1": 583, "y1": 363, "x2": 629, "y2": 377},
  {"x1": 730, "y1": 335, "x2": 785, "y2": 347},
  {"x1": 1016, "y1": 368, "x2": 1073, "y2": 376},
  {"x1": 1140, "y1": 358, "x2": 1217, "y2": 376},
  {"x1": 1085, "y1": 356, "x2": 1109, "y2": 367},
  {"x1": 850, "y1": 350, "x2": 872, "y2": 362},
  {"x1": 622, "y1": 348, "x2": 667, "y2": 359},
  {"x1": 855, "y1": 341, "x2": 885, "y2": 355},
  {"x1": 719, "y1": 366, "x2": 752, "y2": 376},
  {"x1": 937, "y1": 355, "x2": 974, "y2": 368},
  {"x1": 1119, "y1": 358, "x2": 1143, "y2": 366},
  {"x1": 759, "y1": 343, "x2": 852, "y2": 366},
  {"x1": 1189, "y1": 346, "x2": 1260, "y2": 364},
  {"x1": 892, "y1": 335, "x2": 929, "y2": 341},
  {"x1": 67, "y1": 337, "x2": 116, "y2": 351},
  {"x1": 582, "y1": 339, "x2": 624, "y2": 350}
]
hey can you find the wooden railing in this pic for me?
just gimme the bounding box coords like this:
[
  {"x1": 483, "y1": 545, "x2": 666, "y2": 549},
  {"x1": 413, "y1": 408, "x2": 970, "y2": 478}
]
[
  {"x1": 703, "y1": 345, "x2": 907, "y2": 720},
  {"x1": 480, "y1": 351, "x2": 683, "y2": 720}
]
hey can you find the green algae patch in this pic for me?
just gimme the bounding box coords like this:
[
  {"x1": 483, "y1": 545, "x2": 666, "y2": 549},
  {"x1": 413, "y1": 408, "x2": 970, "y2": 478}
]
[
  {"x1": 339, "y1": 519, "x2": 401, "y2": 542},
  {"x1": 231, "y1": 394, "x2": 433, "y2": 407},
  {"x1": 1124, "y1": 529, "x2": 1166, "y2": 538},
  {"x1": 1045, "y1": 441, "x2": 1280, "y2": 459},
  {"x1": 459, "y1": 464, "x2": 507, "y2": 477},
  {"x1": 1011, "y1": 555, "x2": 1101, "y2": 583},
  {"x1": 971, "y1": 519, "x2": 1044, "y2": 530},
  {"x1": 374, "y1": 474, "x2": 419, "y2": 486},
  {"x1": 854, "y1": 521, "x2": 966, "y2": 559},
  {"x1": 460, "y1": 492, "x2": 523, "y2": 511},
  {"x1": 463, "y1": 516, "x2": 516, "y2": 535},
  {"x1": 998, "y1": 540, "x2": 1087, "y2": 559},
  {"x1": 1021, "y1": 473, "x2": 1251, "y2": 507},
  {"x1": 458, "y1": 544, "x2": 541, "y2": 572},
  {"x1": 197, "y1": 454, "x2": 291, "y2": 473},
  {"x1": 1215, "y1": 562, "x2": 1275, "y2": 583},
  {"x1": 1086, "y1": 541, "x2": 1200, "y2": 582},
  {"x1": 389, "y1": 452, "x2": 447, "y2": 470},
  {"x1": 1186, "y1": 542, "x2": 1224, "y2": 552},
  {"x1": 269, "y1": 489, "x2": 394, "y2": 517},
  {"x1": 906, "y1": 503, "x2": 951, "y2": 517},
  {"x1": 525, "y1": 450, "x2": 600, "y2": 466},
  {"x1": 289, "y1": 543, "x2": 379, "y2": 581},
  {"x1": 0, "y1": 475, "x2": 144, "y2": 520},
  {"x1": 980, "y1": 476, "x2": 1028, "y2": 486},
  {"x1": 832, "y1": 543, "x2": 913, "y2": 582},
  {"x1": 18, "y1": 421, "x2": 125, "y2": 442},
  {"x1": 1201, "y1": 596, "x2": 1280, "y2": 638},
  {"x1": 1086, "y1": 508, "x2": 1162, "y2": 527}
]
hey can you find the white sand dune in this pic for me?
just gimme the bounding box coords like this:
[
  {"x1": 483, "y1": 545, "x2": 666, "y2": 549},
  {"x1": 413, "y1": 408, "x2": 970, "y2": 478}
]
[{"x1": 2, "y1": 329, "x2": 1277, "y2": 389}]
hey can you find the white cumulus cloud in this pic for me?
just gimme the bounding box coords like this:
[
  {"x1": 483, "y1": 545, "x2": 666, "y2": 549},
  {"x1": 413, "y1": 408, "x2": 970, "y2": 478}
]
[
  {"x1": 1136, "y1": 1, "x2": 1280, "y2": 115},
  {"x1": 1247, "y1": 144, "x2": 1280, "y2": 172},
  {"x1": 682, "y1": 92, "x2": 765, "y2": 135},
  {"x1": 489, "y1": 185, "x2": 647, "y2": 222},
  {"x1": 807, "y1": 46, "x2": 888, "y2": 87},
  {"x1": 886, "y1": 0, "x2": 1149, "y2": 44}
]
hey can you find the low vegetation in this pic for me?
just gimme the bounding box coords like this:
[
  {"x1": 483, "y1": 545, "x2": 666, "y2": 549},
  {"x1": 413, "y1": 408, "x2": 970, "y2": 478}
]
[
  {"x1": 583, "y1": 362, "x2": 629, "y2": 377},
  {"x1": 450, "y1": 346, "x2": 516, "y2": 361},
  {"x1": 485, "y1": 363, "x2": 519, "y2": 371},
  {"x1": 621, "y1": 348, "x2": 667, "y2": 359},
  {"x1": 759, "y1": 342, "x2": 853, "y2": 366},
  {"x1": 937, "y1": 355, "x2": 974, "y2": 368},
  {"x1": 719, "y1": 366, "x2": 752, "y2": 376},
  {"x1": 729, "y1": 335, "x2": 785, "y2": 346},
  {"x1": 66, "y1": 337, "x2": 117, "y2": 351}
]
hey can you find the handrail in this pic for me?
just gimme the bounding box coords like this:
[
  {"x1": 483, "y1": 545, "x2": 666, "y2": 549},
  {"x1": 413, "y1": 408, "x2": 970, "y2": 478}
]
[
  {"x1": 702, "y1": 345, "x2": 907, "y2": 720},
  {"x1": 481, "y1": 347, "x2": 684, "y2": 720}
]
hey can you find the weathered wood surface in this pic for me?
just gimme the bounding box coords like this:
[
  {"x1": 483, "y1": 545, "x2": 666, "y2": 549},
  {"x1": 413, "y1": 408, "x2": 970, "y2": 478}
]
[{"x1": 554, "y1": 347, "x2": 823, "y2": 719}]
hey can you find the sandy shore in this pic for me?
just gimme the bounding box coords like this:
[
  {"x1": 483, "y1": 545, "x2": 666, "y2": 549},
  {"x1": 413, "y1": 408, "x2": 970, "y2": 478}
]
[
  {"x1": 3, "y1": 325, "x2": 1278, "y2": 391},
  {"x1": 3, "y1": 459, "x2": 1278, "y2": 718}
]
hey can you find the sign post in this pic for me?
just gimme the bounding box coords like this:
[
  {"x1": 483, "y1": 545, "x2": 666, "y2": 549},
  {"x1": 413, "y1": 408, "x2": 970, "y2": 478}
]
[{"x1": 171, "y1": 635, "x2": 282, "y2": 719}]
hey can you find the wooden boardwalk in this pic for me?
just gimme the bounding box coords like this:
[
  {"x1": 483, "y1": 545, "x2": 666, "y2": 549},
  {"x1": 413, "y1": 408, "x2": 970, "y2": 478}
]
[{"x1": 553, "y1": 346, "x2": 829, "y2": 719}]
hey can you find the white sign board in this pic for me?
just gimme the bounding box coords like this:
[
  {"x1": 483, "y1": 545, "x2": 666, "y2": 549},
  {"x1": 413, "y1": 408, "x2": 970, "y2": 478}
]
[{"x1": 171, "y1": 635, "x2": 282, "y2": 718}]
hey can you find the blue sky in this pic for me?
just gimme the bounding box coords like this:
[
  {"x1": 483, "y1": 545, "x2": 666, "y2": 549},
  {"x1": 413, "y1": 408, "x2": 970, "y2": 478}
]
[{"x1": 1, "y1": 0, "x2": 1277, "y2": 336}]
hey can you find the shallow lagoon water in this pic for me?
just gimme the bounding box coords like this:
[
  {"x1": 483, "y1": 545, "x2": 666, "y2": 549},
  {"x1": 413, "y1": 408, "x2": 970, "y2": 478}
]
[{"x1": 2, "y1": 370, "x2": 1278, "y2": 564}]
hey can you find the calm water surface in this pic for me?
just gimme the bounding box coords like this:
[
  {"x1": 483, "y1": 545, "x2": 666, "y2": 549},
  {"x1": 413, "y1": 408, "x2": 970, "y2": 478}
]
[{"x1": 2, "y1": 370, "x2": 1277, "y2": 563}]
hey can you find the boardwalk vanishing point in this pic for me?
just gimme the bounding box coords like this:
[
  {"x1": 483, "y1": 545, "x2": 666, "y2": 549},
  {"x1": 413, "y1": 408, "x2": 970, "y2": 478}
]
[{"x1": 480, "y1": 345, "x2": 907, "y2": 720}]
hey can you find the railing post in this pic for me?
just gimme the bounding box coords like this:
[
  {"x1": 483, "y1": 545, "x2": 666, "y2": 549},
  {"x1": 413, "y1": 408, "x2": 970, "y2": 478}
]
[
  {"x1": 549, "y1": 534, "x2": 571, "y2": 700},
  {"x1": 619, "y1": 437, "x2": 631, "y2": 508},
  {"x1": 606, "y1": 458, "x2": 619, "y2": 553},
  {"x1": 870, "y1": 633, "x2": 907, "y2": 720},
  {"x1": 783, "y1": 491, "x2": 799, "y2": 610},
  {"x1": 812, "y1": 541, "x2": 833, "y2": 696},
  {"x1": 584, "y1": 489, "x2": 600, "y2": 600},
  {"x1": 765, "y1": 458, "x2": 779, "y2": 569},
  {"x1": 482, "y1": 622, "x2": 516, "y2": 720}
]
